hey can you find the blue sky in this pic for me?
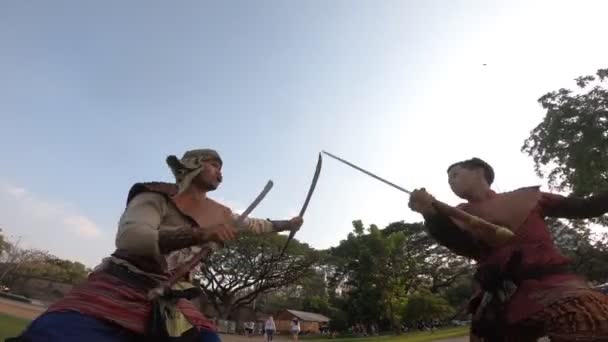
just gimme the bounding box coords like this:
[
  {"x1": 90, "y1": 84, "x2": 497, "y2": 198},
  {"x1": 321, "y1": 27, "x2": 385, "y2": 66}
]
[{"x1": 1, "y1": 1, "x2": 607, "y2": 267}]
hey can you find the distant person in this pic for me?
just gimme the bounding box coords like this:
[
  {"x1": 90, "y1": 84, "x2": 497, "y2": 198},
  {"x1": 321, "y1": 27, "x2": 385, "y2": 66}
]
[
  {"x1": 244, "y1": 321, "x2": 254, "y2": 337},
  {"x1": 264, "y1": 316, "x2": 276, "y2": 342},
  {"x1": 291, "y1": 318, "x2": 301, "y2": 341}
]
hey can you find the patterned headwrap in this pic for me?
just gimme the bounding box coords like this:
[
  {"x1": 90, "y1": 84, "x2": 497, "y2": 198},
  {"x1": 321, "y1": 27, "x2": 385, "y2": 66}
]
[{"x1": 166, "y1": 149, "x2": 223, "y2": 194}]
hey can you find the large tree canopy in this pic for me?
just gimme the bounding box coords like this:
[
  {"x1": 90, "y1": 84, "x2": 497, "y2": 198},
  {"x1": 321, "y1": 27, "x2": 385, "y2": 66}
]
[
  {"x1": 196, "y1": 232, "x2": 320, "y2": 319},
  {"x1": 328, "y1": 220, "x2": 473, "y2": 333},
  {"x1": 0, "y1": 230, "x2": 90, "y2": 285},
  {"x1": 522, "y1": 68, "x2": 608, "y2": 196},
  {"x1": 522, "y1": 67, "x2": 608, "y2": 285}
]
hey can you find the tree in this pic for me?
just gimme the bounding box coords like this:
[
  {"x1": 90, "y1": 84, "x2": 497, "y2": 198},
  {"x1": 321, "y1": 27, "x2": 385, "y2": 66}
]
[
  {"x1": 382, "y1": 222, "x2": 474, "y2": 294},
  {"x1": 0, "y1": 231, "x2": 89, "y2": 285},
  {"x1": 328, "y1": 220, "x2": 468, "y2": 334},
  {"x1": 327, "y1": 307, "x2": 349, "y2": 332},
  {"x1": 18, "y1": 257, "x2": 90, "y2": 284},
  {"x1": 290, "y1": 266, "x2": 334, "y2": 314},
  {"x1": 329, "y1": 221, "x2": 410, "y2": 333},
  {"x1": 442, "y1": 277, "x2": 474, "y2": 316},
  {"x1": 0, "y1": 229, "x2": 10, "y2": 256},
  {"x1": 522, "y1": 67, "x2": 608, "y2": 197},
  {"x1": 522, "y1": 67, "x2": 608, "y2": 284},
  {"x1": 255, "y1": 263, "x2": 335, "y2": 315},
  {"x1": 195, "y1": 232, "x2": 320, "y2": 319},
  {"x1": 0, "y1": 236, "x2": 50, "y2": 285},
  {"x1": 402, "y1": 289, "x2": 454, "y2": 324},
  {"x1": 547, "y1": 218, "x2": 608, "y2": 283}
]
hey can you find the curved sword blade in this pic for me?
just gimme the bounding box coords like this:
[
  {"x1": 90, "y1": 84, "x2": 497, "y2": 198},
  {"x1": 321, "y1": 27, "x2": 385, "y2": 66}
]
[
  {"x1": 299, "y1": 153, "x2": 323, "y2": 217},
  {"x1": 235, "y1": 180, "x2": 274, "y2": 229},
  {"x1": 279, "y1": 153, "x2": 323, "y2": 257}
]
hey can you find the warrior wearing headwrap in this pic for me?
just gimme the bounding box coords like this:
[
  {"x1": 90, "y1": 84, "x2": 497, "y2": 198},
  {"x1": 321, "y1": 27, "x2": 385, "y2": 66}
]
[
  {"x1": 11, "y1": 149, "x2": 303, "y2": 342},
  {"x1": 408, "y1": 157, "x2": 608, "y2": 341}
]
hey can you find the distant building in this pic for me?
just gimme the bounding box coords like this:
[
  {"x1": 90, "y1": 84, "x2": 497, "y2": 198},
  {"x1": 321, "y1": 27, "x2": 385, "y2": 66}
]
[{"x1": 275, "y1": 309, "x2": 330, "y2": 334}]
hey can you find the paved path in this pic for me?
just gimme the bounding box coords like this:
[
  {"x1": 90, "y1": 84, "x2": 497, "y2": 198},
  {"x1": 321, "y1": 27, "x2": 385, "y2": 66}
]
[{"x1": 0, "y1": 297, "x2": 46, "y2": 320}]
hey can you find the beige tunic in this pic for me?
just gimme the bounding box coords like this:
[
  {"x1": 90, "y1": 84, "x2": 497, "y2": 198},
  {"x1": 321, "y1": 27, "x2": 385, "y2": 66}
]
[{"x1": 98, "y1": 192, "x2": 275, "y2": 280}]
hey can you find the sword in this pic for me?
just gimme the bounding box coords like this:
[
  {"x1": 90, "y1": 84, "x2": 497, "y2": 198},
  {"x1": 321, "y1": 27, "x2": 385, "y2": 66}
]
[
  {"x1": 322, "y1": 151, "x2": 412, "y2": 194},
  {"x1": 278, "y1": 153, "x2": 323, "y2": 257},
  {"x1": 321, "y1": 150, "x2": 514, "y2": 245},
  {"x1": 299, "y1": 153, "x2": 323, "y2": 217},
  {"x1": 148, "y1": 180, "x2": 274, "y2": 299}
]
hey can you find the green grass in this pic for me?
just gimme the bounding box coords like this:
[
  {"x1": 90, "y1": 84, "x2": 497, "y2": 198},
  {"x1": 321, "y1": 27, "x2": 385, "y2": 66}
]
[
  {"x1": 303, "y1": 327, "x2": 468, "y2": 342},
  {"x1": 0, "y1": 313, "x2": 30, "y2": 340}
]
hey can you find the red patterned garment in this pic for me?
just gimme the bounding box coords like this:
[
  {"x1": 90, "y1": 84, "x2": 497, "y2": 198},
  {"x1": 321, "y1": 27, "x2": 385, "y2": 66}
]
[
  {"x1": 46, "y1": 272, "x2": 216, "y2": 334},
  {"x1": 473, "y1": 204, "x2": 589, "y2": 324},
  {"x1": 424, "y1": 186, "x2": 608, "y2": 340}
]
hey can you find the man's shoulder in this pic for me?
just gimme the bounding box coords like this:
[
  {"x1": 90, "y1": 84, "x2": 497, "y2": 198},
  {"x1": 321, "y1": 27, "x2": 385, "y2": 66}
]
[
  {"x1": 453, "y1": 186, "x2": 542, "y2": 209},
  {"x1": 502, "y1": 185, "x2": 541, "y2": 194},
  {"x1": 126, "y1": 182, "x2": 178, "y2": 206},
  {"x1": 204, "y1": 196, "x2": 232, "y2": 213}
]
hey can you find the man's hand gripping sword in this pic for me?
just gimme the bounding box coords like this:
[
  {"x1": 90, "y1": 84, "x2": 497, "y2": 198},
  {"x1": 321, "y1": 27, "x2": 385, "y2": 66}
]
[
  {"x1": 321, "y1": 151, "x2": 514, "y2": 246},
  {"x1": 148, "y1": 180, "x2": 274, "y2": 300}
]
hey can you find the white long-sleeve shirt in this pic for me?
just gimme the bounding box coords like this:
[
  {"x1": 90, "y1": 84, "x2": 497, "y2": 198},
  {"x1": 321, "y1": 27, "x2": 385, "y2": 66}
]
[
  {"x1": 265, "y1": 319, "x2": 276, "y2": 330},
  {"x1": 104, "y1": 191, "x2": 277, "y2": 280}
]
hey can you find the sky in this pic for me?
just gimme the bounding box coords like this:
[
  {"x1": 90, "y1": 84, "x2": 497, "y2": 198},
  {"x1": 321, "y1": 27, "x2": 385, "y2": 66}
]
[{"x1": 1, "y1": 0, "x2": 607, "y2": 268}]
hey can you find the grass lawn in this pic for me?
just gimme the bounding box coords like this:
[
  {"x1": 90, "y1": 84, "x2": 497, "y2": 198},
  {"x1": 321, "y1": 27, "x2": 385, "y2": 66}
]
[
  {"x1": 0, "y1": 313, "x2": 30, "y2": 340},
  {"x1": 303, "y1": 327, "x2": 468, "y2": 342}
]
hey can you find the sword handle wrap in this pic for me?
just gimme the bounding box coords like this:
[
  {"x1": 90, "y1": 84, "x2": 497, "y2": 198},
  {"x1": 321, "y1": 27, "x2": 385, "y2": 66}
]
[{"x1": 432, "y1": 201, "x2": 514, "y2": 247}]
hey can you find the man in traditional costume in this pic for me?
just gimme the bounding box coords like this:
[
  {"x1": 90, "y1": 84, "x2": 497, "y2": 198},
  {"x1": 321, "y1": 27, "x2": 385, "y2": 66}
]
[
  {"x1": 408, "y1": 157, "x2": 608, "y2": 341},
  {"x1": 11, "y1": 149, "x2": 303, "y2": 342}
]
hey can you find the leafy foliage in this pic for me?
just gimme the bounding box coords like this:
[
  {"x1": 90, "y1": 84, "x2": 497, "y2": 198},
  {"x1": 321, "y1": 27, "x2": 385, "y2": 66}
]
[
  {"x1": 403, "y1": 289, "x2": 454, "y2": 323},
  {"x1": 327, "y1": 220, "x2": 473, "y2": 333},
  {"x1": 547, "y1": 218, "x2": 608, "y2": 283},
  {"x1": 522, "y1": 67, "x2": 608, "y2": 196},
  {"x1": 195, "y1": 231, "x2": 320, "y2": 319},
  {"x1": 0, "y1": 231, "x2": 89, "y2": 285},
  {"x1": 17, "y1": 258, "x2": 89, "y2": 284},
  {"x1": 522, "y1": 67, "x2": 608, "y2": 286}
]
